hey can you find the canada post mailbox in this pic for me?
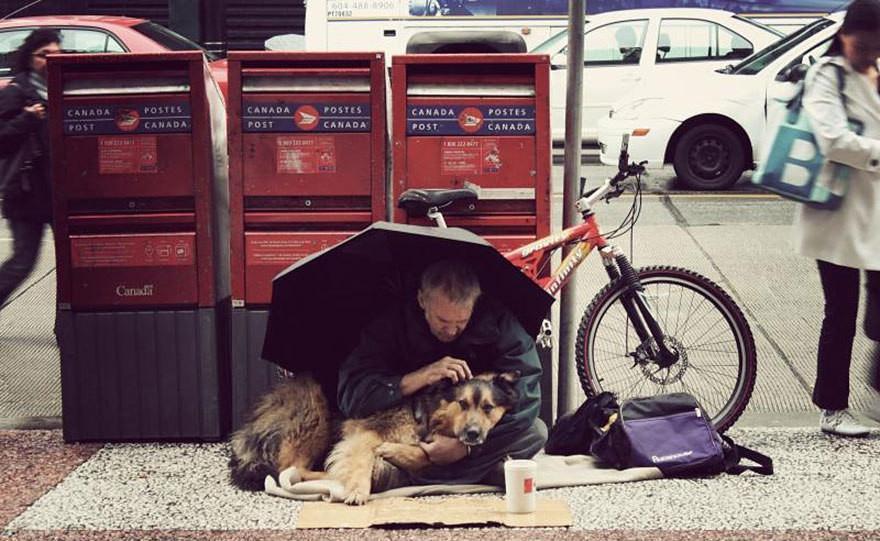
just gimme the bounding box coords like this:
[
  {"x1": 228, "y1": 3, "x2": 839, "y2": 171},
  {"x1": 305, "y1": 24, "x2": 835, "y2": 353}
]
[
  {"x1": 48, "y1": 52, "x2": 230, "y2": 441},
  {"x1": 391, "y1": 54, "x2": 550, "y2": 251},
  {"x1": 226, "y1": 52, "x2": 386, "y2": 428}
]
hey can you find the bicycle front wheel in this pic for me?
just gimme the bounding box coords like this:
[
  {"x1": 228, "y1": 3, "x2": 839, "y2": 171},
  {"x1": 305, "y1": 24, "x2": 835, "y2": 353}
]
[{"x1": 575, "y1": 266, "x2": 756, "y2": 433}]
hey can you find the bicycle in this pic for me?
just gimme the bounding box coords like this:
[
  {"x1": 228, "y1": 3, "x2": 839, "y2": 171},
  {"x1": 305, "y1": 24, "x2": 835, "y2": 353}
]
[{"x1": 398, "y1": 135, "x2": 757, "y2": 433}]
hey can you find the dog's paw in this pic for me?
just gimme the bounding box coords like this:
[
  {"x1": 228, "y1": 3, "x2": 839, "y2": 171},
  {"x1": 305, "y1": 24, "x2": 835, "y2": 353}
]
[
  {"x1": 375, "y1": 443, "x2": 393, "y2": 458},
  {"x1": 343, "y1": 489, "x2": 370, "y2": 506}
]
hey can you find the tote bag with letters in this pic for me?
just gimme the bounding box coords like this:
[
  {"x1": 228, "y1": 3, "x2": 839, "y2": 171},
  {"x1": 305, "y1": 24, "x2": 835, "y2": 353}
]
[{"x1": 753, "y1": 65, "x2": 862, "y2": 210}]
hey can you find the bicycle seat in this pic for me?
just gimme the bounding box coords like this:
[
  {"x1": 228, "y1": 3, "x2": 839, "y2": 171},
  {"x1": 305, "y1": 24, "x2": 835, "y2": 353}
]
[{"x1": 397, "y1": 187, "x2": 479, "y2": 217}]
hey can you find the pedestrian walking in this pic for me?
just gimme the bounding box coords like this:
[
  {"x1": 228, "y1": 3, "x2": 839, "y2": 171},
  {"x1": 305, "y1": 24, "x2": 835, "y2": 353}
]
[
  {"x1": 796, "y1": 0, "x2": 880, "y2": 436},
  {"x1": 0, "y1": 29, "x2": 60, "y2": 310}
]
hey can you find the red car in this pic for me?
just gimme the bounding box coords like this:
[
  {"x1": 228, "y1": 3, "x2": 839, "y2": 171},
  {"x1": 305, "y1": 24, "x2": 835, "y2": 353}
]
[{"x1": 0, "y1": 15, "x2": 227, "y2": 95}]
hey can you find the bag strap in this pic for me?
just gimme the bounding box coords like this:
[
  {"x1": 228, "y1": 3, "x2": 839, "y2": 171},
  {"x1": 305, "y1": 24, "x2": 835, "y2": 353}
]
[
  {"x1": 787, "y1": 62, "x2": 847, "y2": 121},
  {"x1": 721, "y1": 435, "x2": 774, "y2": 476}
]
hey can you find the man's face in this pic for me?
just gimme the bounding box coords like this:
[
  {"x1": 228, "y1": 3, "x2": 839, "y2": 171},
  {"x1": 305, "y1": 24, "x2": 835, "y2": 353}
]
[{"x1": 419, "y1": 290, "x2": 474, "y2": 343}]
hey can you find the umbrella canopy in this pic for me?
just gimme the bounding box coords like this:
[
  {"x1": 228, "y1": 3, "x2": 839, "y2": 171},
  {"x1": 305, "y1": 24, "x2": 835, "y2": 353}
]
[{"x1": 261, "y1": 222, "x2": 555, "y2": 379}]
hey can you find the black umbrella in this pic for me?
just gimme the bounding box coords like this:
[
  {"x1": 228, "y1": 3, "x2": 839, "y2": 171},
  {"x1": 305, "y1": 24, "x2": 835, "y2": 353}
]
[{"x1": 261, "y1": 222, "x2": 555, "y2": 381}]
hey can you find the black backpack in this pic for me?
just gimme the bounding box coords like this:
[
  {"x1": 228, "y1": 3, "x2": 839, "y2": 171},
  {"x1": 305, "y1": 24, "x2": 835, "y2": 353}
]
[{"x1": 544, "y1": 391, "x2": 619, "y2": 455}]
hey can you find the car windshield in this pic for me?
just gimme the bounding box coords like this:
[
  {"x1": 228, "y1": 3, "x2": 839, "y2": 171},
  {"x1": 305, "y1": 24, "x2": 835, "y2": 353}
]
[
  {"x1": 728, "y1": 17, "x2": 835, "y2": 75},
  {"x1": 132, "y1": 21, "x2": 218, "y2": 61}
]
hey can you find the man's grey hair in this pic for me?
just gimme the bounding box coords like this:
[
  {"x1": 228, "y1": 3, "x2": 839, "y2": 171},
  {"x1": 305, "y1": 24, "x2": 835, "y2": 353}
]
[{"x1": 419, "y1": 259, "x2": 482, "y2": 306}]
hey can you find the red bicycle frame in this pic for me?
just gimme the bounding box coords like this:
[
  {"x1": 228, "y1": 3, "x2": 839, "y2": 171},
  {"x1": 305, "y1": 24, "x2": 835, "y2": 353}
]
[{"x1": 504, "y1": 214, "x2": 606, "y2": 297}]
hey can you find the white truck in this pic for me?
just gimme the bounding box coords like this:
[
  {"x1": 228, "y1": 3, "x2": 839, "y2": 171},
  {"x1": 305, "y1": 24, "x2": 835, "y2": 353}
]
[{"x1": 303, "y1": 0, "x2": 842, "y2": 59}]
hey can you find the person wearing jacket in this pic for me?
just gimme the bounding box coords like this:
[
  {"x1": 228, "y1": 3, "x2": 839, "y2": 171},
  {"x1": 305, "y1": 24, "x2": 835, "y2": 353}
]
[
  {"x1": 0, "y1": 29, "x2": 60, "y2": 309},
  {"x1": 337, "y1": 258, "x2": 546, "y2": 485},
  {"x1": 796, "y1": 0, "x2": 880, "y2": 436}
]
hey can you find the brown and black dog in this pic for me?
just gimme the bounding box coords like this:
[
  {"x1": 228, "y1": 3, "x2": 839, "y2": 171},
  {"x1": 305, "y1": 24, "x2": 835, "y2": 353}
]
[{"x1": 228, "y1": 372, "x2": 519, "y2": 505}]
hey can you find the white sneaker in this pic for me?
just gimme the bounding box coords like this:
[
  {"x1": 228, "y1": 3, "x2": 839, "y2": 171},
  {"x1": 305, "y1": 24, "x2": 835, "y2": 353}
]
[
  {"x1": 820, "y1": 409, "x2": 870, "y2": 437},
  {"x1": 865, "y1": 395, "x2": 880, "y2": 425}
]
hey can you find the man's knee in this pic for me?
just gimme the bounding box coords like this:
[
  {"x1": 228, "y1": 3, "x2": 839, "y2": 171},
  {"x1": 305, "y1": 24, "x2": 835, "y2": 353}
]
[{"x1": 507, "y1": 418, "x2": 548, "y2": 459}]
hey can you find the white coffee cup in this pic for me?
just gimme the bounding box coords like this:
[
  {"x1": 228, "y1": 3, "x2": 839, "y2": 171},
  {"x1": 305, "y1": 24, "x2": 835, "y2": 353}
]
[{"x1": 504, "y1": 459, "x2": 537, "y2": 513}]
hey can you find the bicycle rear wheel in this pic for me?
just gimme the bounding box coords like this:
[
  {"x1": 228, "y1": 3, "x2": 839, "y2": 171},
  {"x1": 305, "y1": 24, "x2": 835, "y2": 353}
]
[{"x1": 575, "y1": 266, "x2": 756, "y2": 433}]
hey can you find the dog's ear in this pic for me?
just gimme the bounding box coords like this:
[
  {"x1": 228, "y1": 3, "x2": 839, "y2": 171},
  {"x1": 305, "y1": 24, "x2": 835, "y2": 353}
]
[
  {"x1": 492, "y1": 372, "x2": 520, "y2": 408},
  {"x1": 438, "y1": 378, "x2": 458, "y2": 401},
  {"x1": 497, "y1": 370, "x2": 520, "y2": 384},
  {"x1": 423, "y1": 377, "x2": 457, "y2": 402}
]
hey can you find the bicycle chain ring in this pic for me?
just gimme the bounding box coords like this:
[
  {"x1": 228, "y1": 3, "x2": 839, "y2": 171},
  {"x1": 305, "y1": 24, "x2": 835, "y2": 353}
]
[{"x1": 631, "y1": 335, "x2": 688, "y2": 384}]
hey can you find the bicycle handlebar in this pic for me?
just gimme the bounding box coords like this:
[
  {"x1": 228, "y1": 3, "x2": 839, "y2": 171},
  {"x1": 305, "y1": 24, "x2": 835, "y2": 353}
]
[{"x1": 577, "y1": 135, "x2": 647, "y2": 210}]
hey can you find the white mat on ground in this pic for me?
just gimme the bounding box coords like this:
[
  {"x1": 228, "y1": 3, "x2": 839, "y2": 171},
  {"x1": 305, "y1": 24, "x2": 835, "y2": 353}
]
[{"x1": 265, "y1": 453, "x2": 663, "y2": 502}]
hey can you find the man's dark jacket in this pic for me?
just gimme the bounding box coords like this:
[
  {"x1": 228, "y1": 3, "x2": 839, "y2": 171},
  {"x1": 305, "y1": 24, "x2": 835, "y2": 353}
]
[
  {"x1": 337, "y1": 296, "x2": 542, "y2": 483},
  {"x1": 0, "y1": 72, "x2": 51, "y2": 223}
]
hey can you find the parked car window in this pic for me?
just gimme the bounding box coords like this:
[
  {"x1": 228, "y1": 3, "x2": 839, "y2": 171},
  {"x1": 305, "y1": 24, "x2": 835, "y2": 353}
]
[
  {"x1": 132, "y1": 21, "x2": 217, "y2": 60},
  {"x1": 657, "y1": 19, "x2": 754, "y2": 62},
  {"x1": 731, "y1": 15, "x2": 784, "y2": 38},
  {"x1": 776, "y1": 36, "x2": 833, "y2": 78},
  {"x1": 58, "y1": 29, "x2": 125, "y2": 53},
  {"x1": 576, "y1": 20, "x2": 648, "y2": 65},
  {"x1": 730, "y1": 17, "x2": 834, "y2": 75},
  {"x1": 0, "y1": 29, "x2": 33, "y2": 77},
  {"x1": 1, "y1": 27, "x2": 127, "y2": 77}
]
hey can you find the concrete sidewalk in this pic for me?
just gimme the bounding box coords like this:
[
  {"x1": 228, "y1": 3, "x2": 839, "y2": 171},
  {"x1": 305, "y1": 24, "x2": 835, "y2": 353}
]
[
  {"x1": 2, "y1": 190, "x2": 880, "y2": 538},
  {"x1": 2, "y1": 426, "x2": 880, "y2": 538}
]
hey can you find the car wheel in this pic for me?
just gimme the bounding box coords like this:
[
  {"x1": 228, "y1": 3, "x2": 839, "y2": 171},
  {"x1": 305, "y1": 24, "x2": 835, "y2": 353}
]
[{"x1": 672, "y1": 124, "x2": 745, "y2": 190}]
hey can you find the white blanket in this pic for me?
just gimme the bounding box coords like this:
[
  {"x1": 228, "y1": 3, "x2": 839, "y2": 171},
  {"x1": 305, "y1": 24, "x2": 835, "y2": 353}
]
[{"x1": 265, "y1": 453, "x2": 663, "y2": 502}]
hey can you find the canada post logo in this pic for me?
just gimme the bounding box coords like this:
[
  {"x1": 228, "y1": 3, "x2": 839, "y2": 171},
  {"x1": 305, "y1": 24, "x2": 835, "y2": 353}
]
[
  {"x1": 407, "y1": 104, "x2": 535, "y2": 135},
  {"x1": 64, "y1": 101, "x2": 191, "y2": 135},
  {"x1": 242, "y1": 101, "x2": 371, "y2": 133}
]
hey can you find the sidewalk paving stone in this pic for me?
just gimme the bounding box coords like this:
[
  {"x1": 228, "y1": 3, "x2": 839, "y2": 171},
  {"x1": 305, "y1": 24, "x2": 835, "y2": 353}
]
[{"x1": 2, "y1": 427, "x2": 879, "y2": 536}]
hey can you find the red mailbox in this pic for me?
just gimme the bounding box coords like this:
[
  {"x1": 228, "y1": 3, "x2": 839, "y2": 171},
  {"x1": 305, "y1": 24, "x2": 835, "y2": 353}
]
[
  {"x1": 391, "y1": 54, "x2": 551, "y2": 251},
  {"x1": 49, "y1": 52, "x2": 230, "y2": 441},
  {"x1": 391, "y1": 54, "x2": 553, "y2": 425},
  {"x1": 226, "y1": 52, "x2": 386, "y2": 427}
]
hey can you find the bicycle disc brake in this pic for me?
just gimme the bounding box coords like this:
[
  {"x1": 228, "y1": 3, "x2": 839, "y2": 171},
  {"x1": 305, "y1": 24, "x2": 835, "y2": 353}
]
[{"x1": 628, "y1": 335, "x2": 688, "y2": 385}]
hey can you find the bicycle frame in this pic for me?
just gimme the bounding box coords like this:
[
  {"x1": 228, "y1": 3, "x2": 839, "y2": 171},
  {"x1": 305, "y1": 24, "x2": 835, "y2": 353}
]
[
  {"x1": 500, "y1": 173, "x2": 680, "y2": 367},
  {"x1": 503, "y1": 215, "x2": 606, "y2": 297}
]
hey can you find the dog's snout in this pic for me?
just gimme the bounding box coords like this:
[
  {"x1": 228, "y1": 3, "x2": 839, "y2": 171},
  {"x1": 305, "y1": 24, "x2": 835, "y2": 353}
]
[{"x1": 462, "y1": 426, "x2": 484, "y2": 445}]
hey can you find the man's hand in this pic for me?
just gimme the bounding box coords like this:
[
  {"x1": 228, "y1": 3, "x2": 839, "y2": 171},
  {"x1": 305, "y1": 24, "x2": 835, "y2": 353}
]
[
  {"x1": 24, "y1": 103, "x2": 45, "y2": 120},
  {"x1": 400, "y1": 356, "x2": 472, "y2": 396},
  {"x1": 420, "y1": 434, "x2": 468, "y2": 465}
]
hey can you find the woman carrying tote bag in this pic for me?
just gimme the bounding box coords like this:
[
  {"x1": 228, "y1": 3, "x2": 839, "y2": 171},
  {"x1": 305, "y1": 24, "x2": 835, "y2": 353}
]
[
  {"x1": 0, "y1": 29, "x2": 60, "y2": 310},
  {"x1": 795, "y1": 0, "x2": 880, "y2": 437}
]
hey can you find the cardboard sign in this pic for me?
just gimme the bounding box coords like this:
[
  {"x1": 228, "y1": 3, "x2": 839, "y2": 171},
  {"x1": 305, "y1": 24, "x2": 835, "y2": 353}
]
[
  {"x1": 296, "y1": 497, "x2": 572, "y2": 529},
  {"x1": 98, "y1": 136, "x2": 158, "y2": 175}
]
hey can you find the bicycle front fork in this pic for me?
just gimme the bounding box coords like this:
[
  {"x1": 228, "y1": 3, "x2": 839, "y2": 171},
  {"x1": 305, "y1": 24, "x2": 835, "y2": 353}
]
[{"x1": 600, "y1": 246, "x2": 680, "y2": 369}]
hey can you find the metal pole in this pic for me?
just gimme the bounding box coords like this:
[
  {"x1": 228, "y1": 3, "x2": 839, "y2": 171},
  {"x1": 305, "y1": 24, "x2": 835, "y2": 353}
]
[{"x1": 558, "y1": 0, "x2": 585, "y2": 416}]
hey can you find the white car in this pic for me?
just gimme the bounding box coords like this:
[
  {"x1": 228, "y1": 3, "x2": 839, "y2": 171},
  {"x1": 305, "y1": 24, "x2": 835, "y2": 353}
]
[
  {"x1": 531, "y1": 8, "x2": 783, "y2": 143},
  {"x1": 597, "y1": 12, "x2": 843, "y2": 190}
]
